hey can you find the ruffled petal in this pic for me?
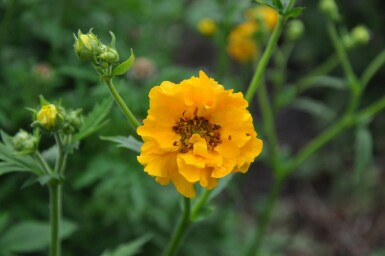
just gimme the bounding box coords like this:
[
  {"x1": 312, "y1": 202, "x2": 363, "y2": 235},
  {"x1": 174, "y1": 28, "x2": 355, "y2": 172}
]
[{"x1": 171, "y1": 173, "x2": 196, "y2": 198}]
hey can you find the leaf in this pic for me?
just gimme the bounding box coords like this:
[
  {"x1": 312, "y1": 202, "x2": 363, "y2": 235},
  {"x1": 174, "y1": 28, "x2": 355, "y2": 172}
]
[
  {"x1": 0, "y1": 220, "x2": 77, "y2": 253},
  {"x1": 291, "y1": 97, "x2": 337, "y2": 122},
  {"x1": 354, "y1": 126, "x2": 373, "y2": 183},
  {"x1": 100, "y1": 135, "x2": 143, "y2": 153},
  {"x1": 101, "y1": 234, "x2": 152, "y2": 256},
  {"x1": 255, "y1": 0, "x2": 276, "y2": 10},
  {"x1": 272, "y1": 0, "x2": 283, "y2": 11},
  {"x1": 74, "y1": 99, "x2": 113, "y2": 141},
  {"x1": 284, "y1": 7, "x2": 305, "y2": 18},
  {"x1": 112, "y1": 49, "x2": 135, "y2": 76}
]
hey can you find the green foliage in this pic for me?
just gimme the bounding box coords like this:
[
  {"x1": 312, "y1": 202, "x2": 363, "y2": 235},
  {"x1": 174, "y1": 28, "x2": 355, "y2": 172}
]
[
  {"x1": 74, "y1": 99, "x2": 113, "y2": 141},
  {"x1": 112, "y1": 49, "x2": 135, "y2": 76},
  {"x1": 101, "y1": 234, "x2": 152, "y2": 256},
  {"x1": 0, "y1": 220, "x2": 77, "y2": 254},
  {"x1": 100, "y1": 135, "x2": 142, "y2": 153}
]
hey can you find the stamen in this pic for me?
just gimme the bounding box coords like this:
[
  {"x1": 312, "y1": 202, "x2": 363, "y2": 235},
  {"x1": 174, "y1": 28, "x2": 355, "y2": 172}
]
[{"x1": 172, "y1": 110, "x2": 222, "y2": 153}]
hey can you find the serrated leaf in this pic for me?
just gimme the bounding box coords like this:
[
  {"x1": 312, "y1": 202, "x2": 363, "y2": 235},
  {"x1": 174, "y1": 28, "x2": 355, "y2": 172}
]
[
  {"x1": 284, "y1": 7, "x2": 305, "y2": 18},
  {"x1": 354, "y1": 126, "x2": 372, "y2": 183},
  {"x1": 74, "y1": 100, "x2": 113, "y2": 141},
  {"x1": 101, "y1": 234, "x2": 152, "y2": 256},
  {"x1": 100, "y1": 135, "x2": 142, "y2": 153},
  {"x1": 112, "y1": 49, "x2": 135, "y2": 76},
  {"x1": 291, "y1": 97, "x2": 337, "y2": 122},
  {"x1": 0, "y1": 220, "x2": 77, "y2": 253}
]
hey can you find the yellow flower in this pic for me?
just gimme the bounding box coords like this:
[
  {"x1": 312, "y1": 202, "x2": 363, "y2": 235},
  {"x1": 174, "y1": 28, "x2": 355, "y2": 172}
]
[
  {"x1": 245, "y1": 5, "x2": 278, "y2": 31},
  {"x1": 197, "y1": 18, "x2": 217, "y2": 36},
  {"x1": 227, "y1": 21, "x2": 259, "y2": 63},
  {"x1": 137, "y1": 71, "x2": 263, "y2": 198},
  {"x1": 37, "y1": 104, "x2": 58, "y2": 130}
]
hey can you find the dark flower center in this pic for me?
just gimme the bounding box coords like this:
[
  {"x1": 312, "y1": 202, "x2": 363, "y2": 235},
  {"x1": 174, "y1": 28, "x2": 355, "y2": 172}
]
[{"x1": 172, "y1": 109, "x2": 221, "y2": 153}]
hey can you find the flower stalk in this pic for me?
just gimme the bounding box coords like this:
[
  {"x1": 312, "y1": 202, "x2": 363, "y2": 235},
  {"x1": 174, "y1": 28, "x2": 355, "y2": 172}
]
[
  {"x1": 49, "y1": 183, "x2": 61, "y2": 256},
  {"x1": 103, "y1": 78, "x2": 140, "y2": 129},
  {"x1": 163, "y1": 197, "x2": 191, "y2": 256}
]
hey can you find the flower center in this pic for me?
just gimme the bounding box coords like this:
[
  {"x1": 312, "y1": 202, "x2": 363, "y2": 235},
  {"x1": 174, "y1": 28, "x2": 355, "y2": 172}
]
[{"x1": 172, "y1": 109, "x2": 221, "y2": 153}]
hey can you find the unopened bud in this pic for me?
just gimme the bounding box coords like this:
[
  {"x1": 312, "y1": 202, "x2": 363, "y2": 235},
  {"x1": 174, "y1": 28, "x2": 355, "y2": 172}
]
[
  {"x1": 98, "y1": 44, "x2": 119, "y2": 63},
  {"x1": 351, "y1": 25, "x2": 370, "y2": 45},
  {"x1": 36, "y1": 104, "x2": 58, "y2": 131},
  {"x1": 62, "y1": 109, "x2": 84, "y2": 134},
  {"x1": 13, "y1": 130, "x2": 38, "y2": 153},
  {"x1": 74, "y1": 29, "x2": 101, "y2": 61},
  {"x1": 319, "y1": 0, "x2": 340, "y2": 21},
  {"x1": 197, "y1": 18, "x2": 217, "y2": 36},
  {"x1": 286, "y1": 20, "x2": 304, "y2": 41}
]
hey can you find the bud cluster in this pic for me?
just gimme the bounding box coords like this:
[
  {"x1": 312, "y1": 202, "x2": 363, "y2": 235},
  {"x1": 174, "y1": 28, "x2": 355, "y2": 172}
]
[
  {"x1": 12, "y1": 130, "x2": 39, "y2": 154},
  {"x1": 342, "y1": 25, "x2": 371, "y2": 49},
  {"x1": 74, "y1": 29, "x2": 119, "y2": 68}
]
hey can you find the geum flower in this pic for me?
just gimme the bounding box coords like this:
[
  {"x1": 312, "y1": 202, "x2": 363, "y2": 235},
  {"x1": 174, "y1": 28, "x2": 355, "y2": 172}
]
[{"x1": 137, "y1": 71, "x2": 263, "y2": 198}]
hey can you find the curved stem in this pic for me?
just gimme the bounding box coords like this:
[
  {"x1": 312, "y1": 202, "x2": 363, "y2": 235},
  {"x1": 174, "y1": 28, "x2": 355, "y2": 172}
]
[
  {"x1": 294, "y1": 54, "x2": 339, "y2": 93},
  {"x1": 33, "y1": 151, "x2": 52, "y2": 175},
  {"x1": 49, "y1": 183, "x2": 61, "y2": 256},
  {"x1": 360, "y1": 48, "x2": 385, "y2": 89},
  {"x1": 163, "y1": 197, "x2": 191, "y2": 256},
  {"x1": 245, "y1": 14, "x2": 285, "y2": 102},
  {"x1": 326, "y1": 20, "x2": 360, "y2": 94},
  {"x1": 104, "y1": 78, "x2": 141, "y2": 128},
  {"x1": 247, "y1": 175, "x2": 284, "y2": 256}
]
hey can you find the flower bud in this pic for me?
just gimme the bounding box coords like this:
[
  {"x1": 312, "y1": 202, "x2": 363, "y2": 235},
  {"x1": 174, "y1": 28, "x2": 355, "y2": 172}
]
[
  {"x1": 197, "y1": 18, "x2": 217, "y2": 36},
  {"x1": 61, "y1": 109, "x2": 84, "y2": 134},
  {"x1": 286, "y1": 20, "x2": 304, "y2": 41},
  {"x1": 36, "y1": 104, "x2": 58, "y2": 131},
  {"x1": 319, "y1": 0, "x2": 340, "y2": 21},
  {"x1": 98, "y1": 44, "x2": 119, "y2": 63},
  {"x1": 351, "y1": 25, "x2": 370, "y2": 45},
  {"x1": 12, "y1": 130, "x2": 38, "y2": 153},
  {"x1": 74, "y1": 30, "x2": 101, "y2": 61}
]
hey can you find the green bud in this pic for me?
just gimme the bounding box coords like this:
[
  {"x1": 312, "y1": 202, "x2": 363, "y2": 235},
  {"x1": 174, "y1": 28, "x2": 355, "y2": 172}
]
[
  {"x1": 286, "y1": 20, "x2": 304, "y2": 41},
  {"x1": 61, "y1": 109, "x2": 84, "y2": 134},
  {"x1": 74, "y1": 29, "x2": 101, "y2": 61},
  {"x1": 12, "y1": 130, "x2": 38, "y2": 154},
  {"x1": 351, "y1": 25, "x2": 370, "y2": 45},
  {"x1": 98, "y1": 44, "x2": 119, "y2": 63},
  {"x1": 342, "y1": 34, "x2": 354, "y2": 49},
  {"x1": 319, "y1": 0, "x2": 340, "y2": 21}
]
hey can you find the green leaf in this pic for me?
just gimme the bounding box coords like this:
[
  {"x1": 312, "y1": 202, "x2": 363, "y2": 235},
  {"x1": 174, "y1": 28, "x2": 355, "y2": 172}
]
[
  {"x1": 101, "y1": 234, "x2": 152, "y2": 256},
  {"x1": 284, "y1": 7, "x2": 305, "y2": 18},
  {"x1": 272, "y1": 0, "x2": 283, "y2": 11},
  {"x1": 255, "y1": 0, "x2": 276, "y2": 10},
  {"x1": 0, "y1": 220, "x2": 77, "y2": 253},
  {"x1": 112, "y1": 49, "x2": 135, "y2": 76},
  {"x1": 100, "y1": 135, "x2": 143, "y2": 153},
  {"x1": 74, "y1": 99, "x2": 113, "y2": 141},
  {"x1": 354, "y1": 126, "x2": 373, "y2": 183},
  {"x1": 291, "y1": 97, "x2": 337, "y2": 122},
  {"x1": 0, "y1": 213, "x2": 10, "y2": 235}
]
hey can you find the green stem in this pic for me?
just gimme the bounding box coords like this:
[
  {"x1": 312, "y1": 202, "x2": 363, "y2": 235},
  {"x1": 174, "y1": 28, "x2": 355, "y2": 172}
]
[
  {"x1": 258, "y1": 81, "x2": 281, "y2": 173},
  {"x1": 356, "y1": 94, "x2": 385, "y2": 123},
  {"x1": 245, "y1": 14, "x2": 285, "y2": 102},
  {"x1": 190, "y1": 189, "x2": 212, "y2": 221},
  {"x1": 49, "y1": 183, "x2": 61, "y2": 256},
  {"x1": 285, "y1": 115, "x2": 352, "y2": 176},
  {"x1": 163, "y1": 197, "x2": 191, "y2": 256},
  {"x1": 33, "y1": 151, "x2": 52, "y2": 175},
  {"x1": 326, "y1": 21, "x2": 360, "y2": 93},
  {"x1": 360, "y1": 48, "x2": 385, "y2": 89},
  {"x1": 104, "y1": 78, "x2": 141, "y2": 128},
  {"x1": 54, "y1": 134, "x2": 65, "y2": 174},
  {"x1": 295, "y1": 54, "x2": 339, "y2": 93},
  {"x1": 247, "y1": 175, "x2": 284, "y2": 256}
]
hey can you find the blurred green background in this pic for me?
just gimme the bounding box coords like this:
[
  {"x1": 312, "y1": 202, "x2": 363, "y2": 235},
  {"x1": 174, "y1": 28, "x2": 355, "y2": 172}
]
[{"x1": 1, "y1": 0, "x2": 385, "y2": 255}]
